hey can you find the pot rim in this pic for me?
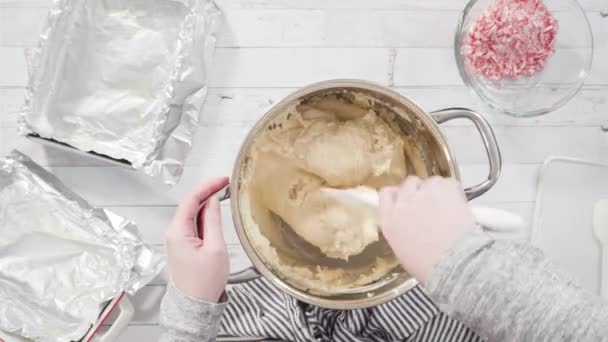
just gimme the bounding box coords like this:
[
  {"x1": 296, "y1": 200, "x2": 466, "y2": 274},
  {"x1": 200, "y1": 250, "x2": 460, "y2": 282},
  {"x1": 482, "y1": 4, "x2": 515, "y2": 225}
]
[{"x1": 229, "y1": 79, "x2": 459, "y2": 309}]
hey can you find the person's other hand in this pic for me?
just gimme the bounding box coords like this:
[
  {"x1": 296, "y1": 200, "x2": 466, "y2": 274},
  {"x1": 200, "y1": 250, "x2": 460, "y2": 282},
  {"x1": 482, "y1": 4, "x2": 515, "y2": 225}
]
[
  {"x1": 379, "y1": 176, "x2": 478, "y2": 284},
  {"x1": 165, "y1": 177, "x2": 230, "y2": 302}
]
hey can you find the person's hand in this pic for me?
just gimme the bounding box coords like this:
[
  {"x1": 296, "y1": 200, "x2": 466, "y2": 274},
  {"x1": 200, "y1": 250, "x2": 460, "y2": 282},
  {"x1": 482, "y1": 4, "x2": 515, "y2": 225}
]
[
  {"x1": 165, "y1": 177, "x2": 230, "y2": 303},
  {"x1": 379, "y1": 176, "x2": 479, "y2": 284}
]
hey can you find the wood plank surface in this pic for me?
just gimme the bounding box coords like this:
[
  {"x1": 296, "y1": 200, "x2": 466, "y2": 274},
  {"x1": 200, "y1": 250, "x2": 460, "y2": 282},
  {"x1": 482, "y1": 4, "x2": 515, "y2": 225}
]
[{"x1": 1, "y1": 1, "x2": 607, "y2": 340}]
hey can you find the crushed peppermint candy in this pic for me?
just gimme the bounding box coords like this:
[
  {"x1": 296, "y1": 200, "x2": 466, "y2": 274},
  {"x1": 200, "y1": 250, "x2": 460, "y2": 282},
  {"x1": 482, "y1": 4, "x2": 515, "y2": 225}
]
[{"x1": 462, "y1": 0, "x2": 558, "y2": 80}]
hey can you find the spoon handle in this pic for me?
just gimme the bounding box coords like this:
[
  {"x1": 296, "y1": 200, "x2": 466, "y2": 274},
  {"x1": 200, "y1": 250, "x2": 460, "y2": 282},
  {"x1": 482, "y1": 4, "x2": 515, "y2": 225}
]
[
  {"x1": 601, "y1": 248, "x2": 608, "y2": 300},
  {"x1": 592, "y1": 200, "x2": 608, "y2": 299},
  {"x1": 472, "y1": 206, "x2": 526, "y2": 232},
  {"x1": 322, "y1": 187, "x2": 525, "y2": 232}
]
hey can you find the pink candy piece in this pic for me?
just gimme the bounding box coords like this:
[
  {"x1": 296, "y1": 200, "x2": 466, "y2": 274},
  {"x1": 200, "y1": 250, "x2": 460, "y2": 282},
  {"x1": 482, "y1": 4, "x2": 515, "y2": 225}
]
[{"x1": 463, "y1": 0, "x2": 558, "y2": 81}]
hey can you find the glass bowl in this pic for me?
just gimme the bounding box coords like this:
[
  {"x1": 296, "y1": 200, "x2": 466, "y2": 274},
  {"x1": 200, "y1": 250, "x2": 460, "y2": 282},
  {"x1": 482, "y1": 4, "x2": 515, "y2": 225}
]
[{"x1": 455, "y1": 0, "x2": 593, "y2": 117}]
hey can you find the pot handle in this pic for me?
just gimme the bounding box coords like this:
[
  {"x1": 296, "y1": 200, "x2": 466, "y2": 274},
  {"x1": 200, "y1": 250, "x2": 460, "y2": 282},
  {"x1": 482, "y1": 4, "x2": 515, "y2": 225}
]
[
  {"x1": 227, "y1": 267, "x2": 262, "y2": 284},
  {"x1": 193, "y1": 183, "x2": 262, "y2": 284},
  {"x1": 430, "y1": 108, "x2": 502, "y2": 200}
]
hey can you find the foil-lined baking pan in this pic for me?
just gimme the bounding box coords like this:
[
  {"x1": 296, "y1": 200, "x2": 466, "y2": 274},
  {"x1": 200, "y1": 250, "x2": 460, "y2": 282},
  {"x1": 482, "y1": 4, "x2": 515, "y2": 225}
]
[
  {"x1": 0, "y1": 151, "x2": 165, "y2": 342},
  {"x1": 0, "y1": 294, "x2": 133, "y2": 342},
  {"x1": 20, "y1": 0, "x2": 222, "y2": 185}
]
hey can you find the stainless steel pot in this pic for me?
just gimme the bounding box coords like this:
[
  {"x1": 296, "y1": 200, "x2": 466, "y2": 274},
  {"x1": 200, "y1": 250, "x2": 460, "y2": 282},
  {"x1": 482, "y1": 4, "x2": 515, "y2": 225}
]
[{"x1": 196, "y1": 79, "x2": 501, "y2": 309}]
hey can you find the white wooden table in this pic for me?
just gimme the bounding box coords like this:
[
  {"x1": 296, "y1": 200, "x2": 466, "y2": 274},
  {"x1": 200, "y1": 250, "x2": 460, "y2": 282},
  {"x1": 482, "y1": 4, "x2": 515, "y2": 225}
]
[{"x1": 0, "y1": 0, "x2": 607, "y2": 340}]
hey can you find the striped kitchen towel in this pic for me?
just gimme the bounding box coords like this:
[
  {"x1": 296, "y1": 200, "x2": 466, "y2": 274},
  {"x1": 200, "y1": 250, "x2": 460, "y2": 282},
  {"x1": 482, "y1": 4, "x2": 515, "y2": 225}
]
[{"x1": 219, "y1": 278, "x2": 482, "y2": 342}]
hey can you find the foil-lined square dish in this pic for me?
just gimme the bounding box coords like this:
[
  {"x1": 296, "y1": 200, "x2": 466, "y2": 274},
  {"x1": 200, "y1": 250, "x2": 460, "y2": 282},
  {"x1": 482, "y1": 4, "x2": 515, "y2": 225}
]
[
  {"x1": 20, "y1": 0, "x2": 222, "y2": 185},
  {"x1": 0, "y1": 151, "x2": 165, "y2": 341}
]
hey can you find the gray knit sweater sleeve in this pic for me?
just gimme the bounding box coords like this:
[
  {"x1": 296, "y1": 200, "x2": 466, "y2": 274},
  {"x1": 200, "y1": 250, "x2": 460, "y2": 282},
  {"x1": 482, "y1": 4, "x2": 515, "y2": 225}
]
[
  {"x1": 159, "y1": 283, "x2": 227, "y2": 342},
  {"x1": 426, "y1": 230, "x2": 608, "y2": 341}
]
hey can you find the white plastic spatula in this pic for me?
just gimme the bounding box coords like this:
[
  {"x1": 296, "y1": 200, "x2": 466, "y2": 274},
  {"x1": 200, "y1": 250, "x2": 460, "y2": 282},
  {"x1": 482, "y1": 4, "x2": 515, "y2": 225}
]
[
  {"x1": 322, "y1": 186, "x2": 525, "y2": 233},
  {"x1": 592, "y1": 199, "x2": 608, "y2": 299}
]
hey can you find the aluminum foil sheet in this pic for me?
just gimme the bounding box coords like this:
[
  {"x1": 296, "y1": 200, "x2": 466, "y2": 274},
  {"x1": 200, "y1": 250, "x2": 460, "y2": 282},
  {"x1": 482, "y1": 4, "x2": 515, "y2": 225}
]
[
  {"x1": 0, "y1": 151, "x2": 165, "y2": 342},
  {"x1": 20, "y1": 0, "x2": 222, "y2": 185}
]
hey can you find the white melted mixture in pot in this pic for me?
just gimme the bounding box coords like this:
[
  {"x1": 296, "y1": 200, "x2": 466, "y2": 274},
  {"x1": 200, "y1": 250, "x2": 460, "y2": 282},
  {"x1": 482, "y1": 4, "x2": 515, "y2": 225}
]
[{"x1": 239, "y1": 91, "x2": 428, "y2": 293}]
